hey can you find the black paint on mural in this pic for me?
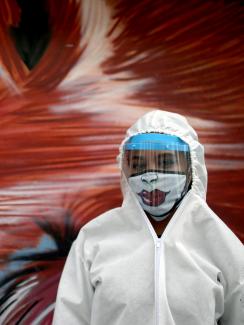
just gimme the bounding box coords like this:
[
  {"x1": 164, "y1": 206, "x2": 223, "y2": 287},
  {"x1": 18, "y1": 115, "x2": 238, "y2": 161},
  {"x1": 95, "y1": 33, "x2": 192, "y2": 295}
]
[{"x1": 10, "y1": 0, "x2": 51, "y2": 70}]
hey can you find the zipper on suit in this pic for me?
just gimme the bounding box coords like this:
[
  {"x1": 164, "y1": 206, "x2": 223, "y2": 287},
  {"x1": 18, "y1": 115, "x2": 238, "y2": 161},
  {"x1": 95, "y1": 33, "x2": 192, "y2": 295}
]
[
  {"x1": 141, "y1": 192, "x2": 192, "y2": 325},
  {"x1": 155, "y1": 238, "x2": 161, "y2": 325},
  {"x1": 142, "y1": 214, "x2": 163, "y2": 325}
]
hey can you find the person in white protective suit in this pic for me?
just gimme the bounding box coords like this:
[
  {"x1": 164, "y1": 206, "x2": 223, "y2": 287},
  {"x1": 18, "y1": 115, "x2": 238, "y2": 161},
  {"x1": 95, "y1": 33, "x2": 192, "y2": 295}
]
[{"x1": 53, "y1": 110, "x2": 244, "y2": 325}]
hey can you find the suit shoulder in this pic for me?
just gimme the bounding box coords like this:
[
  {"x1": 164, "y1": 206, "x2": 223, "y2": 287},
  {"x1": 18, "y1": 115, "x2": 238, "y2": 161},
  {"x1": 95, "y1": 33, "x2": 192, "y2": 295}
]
[{"x1": 76, "y1": 206, "x2": 123, "y2": 239}]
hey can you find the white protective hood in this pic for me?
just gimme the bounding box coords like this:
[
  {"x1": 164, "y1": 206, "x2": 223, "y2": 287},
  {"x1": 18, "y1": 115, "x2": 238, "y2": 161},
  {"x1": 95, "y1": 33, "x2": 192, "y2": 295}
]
[
  {"x1": 117, "y1": 109, "x2": 207, "y2": 208},
  {"x1": 53, "y1": 110, "x2": 244, "y2": 325}
]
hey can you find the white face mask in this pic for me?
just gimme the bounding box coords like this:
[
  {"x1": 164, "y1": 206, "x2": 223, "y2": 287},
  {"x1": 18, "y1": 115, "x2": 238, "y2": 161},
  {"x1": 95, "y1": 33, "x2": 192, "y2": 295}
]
[{"x1": 128, "y1": 172, "x2": 187, "y2": 221}]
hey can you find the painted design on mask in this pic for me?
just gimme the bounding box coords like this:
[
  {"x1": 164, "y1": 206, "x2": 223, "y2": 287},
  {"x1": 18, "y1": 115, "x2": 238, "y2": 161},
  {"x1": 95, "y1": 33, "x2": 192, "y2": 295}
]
[{"x1": 128, "y1": 172, "x2": 186, "y2": 220}]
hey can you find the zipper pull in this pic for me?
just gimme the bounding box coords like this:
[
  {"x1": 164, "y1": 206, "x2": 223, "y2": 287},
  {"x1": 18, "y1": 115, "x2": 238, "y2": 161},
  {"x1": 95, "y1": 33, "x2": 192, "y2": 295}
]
[{"x1": 156, "y1": 240, "x2": 161, "y2": 248}]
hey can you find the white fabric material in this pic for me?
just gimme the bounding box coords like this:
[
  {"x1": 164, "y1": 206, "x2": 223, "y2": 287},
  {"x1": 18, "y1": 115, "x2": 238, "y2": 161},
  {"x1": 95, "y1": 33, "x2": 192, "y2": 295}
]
[
  {"x1": 128, "y1": 172, "x2": 186, "y2": 219},
  {"x1": 53, "y1": 110, "x2": 244, "y2": 325}
]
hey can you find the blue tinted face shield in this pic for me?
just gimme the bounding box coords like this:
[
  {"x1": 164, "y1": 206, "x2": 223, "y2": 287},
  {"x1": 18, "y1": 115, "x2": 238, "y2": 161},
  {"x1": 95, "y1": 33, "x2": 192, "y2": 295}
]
[
  {"x1": 123, "y1": 133, "x2": 191, "y2": 177},
  {"x1": 122, "y1": 133, "x2": 192, "y2": 220}
]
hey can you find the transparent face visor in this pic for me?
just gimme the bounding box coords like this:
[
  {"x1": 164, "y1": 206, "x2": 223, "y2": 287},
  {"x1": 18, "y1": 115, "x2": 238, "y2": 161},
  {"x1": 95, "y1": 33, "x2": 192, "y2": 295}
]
[{"x1": 122, "y1": 134, "x2": 192, "y2": 217}]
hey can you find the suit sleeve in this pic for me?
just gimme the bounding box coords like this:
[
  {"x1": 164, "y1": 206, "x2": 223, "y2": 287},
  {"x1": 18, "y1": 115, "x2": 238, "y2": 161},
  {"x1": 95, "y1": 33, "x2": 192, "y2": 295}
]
[
  {"x1": 218, "y1": 238, "x2": 244, "y2": 325},
  {"x1": 201, "y1": 200, "x2": 244, "y2": 325},
  {"x1": 52, "y1": 233, "x2": 94, "y2": 325},
  {"x1": 220, "y1": 268, "x2": 244, "y2": 325}
]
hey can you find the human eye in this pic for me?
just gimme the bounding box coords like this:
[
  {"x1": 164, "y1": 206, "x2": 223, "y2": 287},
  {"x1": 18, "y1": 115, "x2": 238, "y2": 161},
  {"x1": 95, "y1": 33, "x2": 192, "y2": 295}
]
[
  {"x1": 132, "y1": 160, "x2": 146, "y2": 170},
  {"x1": 158, "y1": 154, "x2": 177, "y2": 169}
]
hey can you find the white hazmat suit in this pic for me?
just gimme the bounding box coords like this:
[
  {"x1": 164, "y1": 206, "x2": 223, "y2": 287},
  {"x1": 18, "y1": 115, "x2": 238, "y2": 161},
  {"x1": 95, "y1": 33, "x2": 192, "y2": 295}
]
[{"x1": 53, "y1": 110, "x2": 244, "y2": 325}]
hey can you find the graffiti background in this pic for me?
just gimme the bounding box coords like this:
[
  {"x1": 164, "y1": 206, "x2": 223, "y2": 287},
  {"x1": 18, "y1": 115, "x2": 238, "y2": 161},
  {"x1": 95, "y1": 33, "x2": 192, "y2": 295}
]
[{"x1": 0, "y1": 0, "x2": 243, "y2": 323}]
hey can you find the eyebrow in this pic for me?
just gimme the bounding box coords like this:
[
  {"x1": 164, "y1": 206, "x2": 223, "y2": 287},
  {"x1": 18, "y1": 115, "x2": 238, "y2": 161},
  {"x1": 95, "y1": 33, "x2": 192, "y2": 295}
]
[
  {"x1": 157, "y1": 153, "x2": 175, "y2": 159},
  {"x1": 129, "y1": 152, "x2": 176, "y2": 161},
  {"x1": 131, "y1": 155, "x2": 144, "y2": 160}
]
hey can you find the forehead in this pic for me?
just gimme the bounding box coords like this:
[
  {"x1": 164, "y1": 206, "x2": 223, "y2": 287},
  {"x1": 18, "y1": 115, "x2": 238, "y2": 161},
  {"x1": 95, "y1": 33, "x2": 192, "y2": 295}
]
[{"x1": 126, "y1": 150, "x2": 185, "y2": 158}]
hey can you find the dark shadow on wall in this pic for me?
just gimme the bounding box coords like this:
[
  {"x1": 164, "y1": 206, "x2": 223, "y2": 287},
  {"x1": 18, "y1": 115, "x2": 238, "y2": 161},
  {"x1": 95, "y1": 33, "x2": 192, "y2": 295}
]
[{"x1": 9, "y1": 0, "x2": 51, "y2": 70}]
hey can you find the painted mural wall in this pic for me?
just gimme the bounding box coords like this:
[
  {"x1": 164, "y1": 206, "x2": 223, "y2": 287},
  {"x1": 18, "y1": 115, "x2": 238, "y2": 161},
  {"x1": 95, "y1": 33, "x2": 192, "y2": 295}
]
[{"x1": 0, "y1": 0, "x2": 243, "y2": 323}]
